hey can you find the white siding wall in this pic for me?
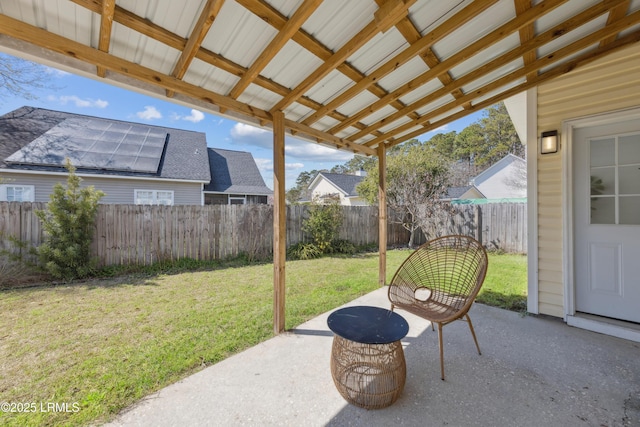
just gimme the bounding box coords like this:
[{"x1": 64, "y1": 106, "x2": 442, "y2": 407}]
[
  {"x1": 536, "y1": 44, "x2": 640, "y2": 318},
  {"x1": 0, "y1": 172, "x2": 204, "y2": 205},
  {"x1": 310, "y1": 179, "x2": 345, "y2": 203}
]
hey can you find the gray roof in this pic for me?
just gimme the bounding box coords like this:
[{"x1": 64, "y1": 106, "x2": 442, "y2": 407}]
[
  {"x1": 445, "y1": 186, "x2": 473, "y2": 199},
  {"x1": 318, "y1": 172, "x2": 364, "y2": 196},
  {"x1": 204, "y1": 148, "x2": 272, "y2": 195},
  {"x1": 0, "y1": 106, "x2": 211, "y2": 182}
]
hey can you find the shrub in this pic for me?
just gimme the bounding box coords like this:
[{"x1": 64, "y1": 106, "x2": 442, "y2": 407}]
[
  {"x1": 302, "y1": 198, "x2": 343, "y2": 252},
  {"x1": 329, "y1": 239, "x2": 356, "y2": 255},
  {"x1": 287, "y1": 242, "x2": 322, "y2": 260},
  {"x1": 35, "y1": 159, "x2": 104, "y2": 280}
]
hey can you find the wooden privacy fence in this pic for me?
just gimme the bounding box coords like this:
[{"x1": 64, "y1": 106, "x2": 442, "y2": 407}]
[{"x1": 0, "y1": 202, "x2": 526, "y2": 267}]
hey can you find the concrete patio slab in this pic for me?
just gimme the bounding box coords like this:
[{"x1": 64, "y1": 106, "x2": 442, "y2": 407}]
[{"x1": 105, "y1": 288, "x2": 640, "y2": 427}]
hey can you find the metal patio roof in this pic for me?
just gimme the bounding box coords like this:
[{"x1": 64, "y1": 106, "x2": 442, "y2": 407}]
[{"x1": 1, "y1": 0, "x2": 639, "y2": 157}]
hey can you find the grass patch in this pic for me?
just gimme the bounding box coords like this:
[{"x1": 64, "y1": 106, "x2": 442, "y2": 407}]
[{"x1": 0, "y1": 251, "x2": 525, "y2": 426}]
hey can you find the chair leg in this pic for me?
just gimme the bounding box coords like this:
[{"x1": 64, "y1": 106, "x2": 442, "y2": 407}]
[
  {"x1": 437, "y1": 322, "x2": 445, "y2": 381},
  {"x1": 465, "y1": 313, "x2": 481, "y2": 355}
]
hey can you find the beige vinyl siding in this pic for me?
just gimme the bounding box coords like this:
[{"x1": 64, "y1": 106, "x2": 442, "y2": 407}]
[
  {"x1": 536, "y1": 44, "x2": 640, "y2": 317},
  {"x1": 0, "y1": 172, "x2": 204, "y2": 205}
]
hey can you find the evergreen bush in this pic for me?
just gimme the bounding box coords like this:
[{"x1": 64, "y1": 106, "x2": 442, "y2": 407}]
[{"x1": 35, "y1": 159, "x2": 104, "y2": 280}]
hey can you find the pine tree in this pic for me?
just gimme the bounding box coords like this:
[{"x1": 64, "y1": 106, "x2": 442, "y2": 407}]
[{"x1": 35, "y1": 159, "x2": 105, "y2": 280}]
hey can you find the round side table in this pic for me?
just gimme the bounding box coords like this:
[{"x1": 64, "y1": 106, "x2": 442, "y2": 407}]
[{"x1": 327, "y1": 305, "x2": 409, "y2": 409}]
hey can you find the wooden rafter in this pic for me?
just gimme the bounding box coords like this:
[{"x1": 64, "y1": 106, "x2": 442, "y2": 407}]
[
  {"x1": 383, "y1": 0, "x2": 465, "y2": 106},
  {"x1": 1, "y1": 0, "x2": 638, "y2": 153},
  {"x1": 364, "y1": 15, "x2": 640, "y2": 148},
  {"x1": 514, "y1": 0, "x2": 538, "y2": 82},
  {"x1": 269, "y1": 0, "x2": 416, "y2": 114},
  {"x1": 0, "y1": 13, "x2": 375, "y2": 157},
  {"x1": 388, "y1": 27, "x2": 640, "y2": 148},
  {"x1": 228, "y1": 0, "x2": 322, "y2": 100},
  {"x1": 600, "y1": 0, "x2": 631, "y2": 47},
  {"x1": 96, "y1": 0, "x2": 116, "y2": 78},
  {"x1": 70, "y1": 0, "x2": 379, "y2": 136},
  {"x1": 300, "y1": 0, "x2": 499, "y2": 127},
  {"x1": 166, "y1": 0, "x2": 225, "y2": 98},
  {"x1": 234, "y1": 0, "x2": 395, "y2": 133},
  {"x1": 343, "y1": 0, "x2": 572, "y2": 142}
]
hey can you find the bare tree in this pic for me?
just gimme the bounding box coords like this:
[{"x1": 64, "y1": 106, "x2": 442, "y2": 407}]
[
  {"x1": 0, "y1": 53, "x2": 58, "y2": 102},
  {"x1": 357, "y1": 144, "x2": 451, "y2": 248}
]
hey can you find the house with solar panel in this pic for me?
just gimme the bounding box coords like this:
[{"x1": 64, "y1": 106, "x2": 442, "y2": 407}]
[
  {"x1": 307, "y1": 171, "x2": 368, "y2": 206},
  {"x1": 0, "y1": 107, "x2": 269, "y2": 206}
]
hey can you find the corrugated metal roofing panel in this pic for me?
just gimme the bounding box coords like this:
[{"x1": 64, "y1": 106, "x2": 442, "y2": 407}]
[
  {"x1": 202, "y1": 2, "x2": 277, "y2": 69},
  {"x1": 302, "y1": 0, "x2": 377, "y2": 50},
  {"x1": 410, "y1": 0, "x2": 473, "y2": 35},
  {"x1": 432, "y1": 0, "x2": 515, "y2": 62},
  {"x1": 261, "y1": 40, "x2": 324, "y2": 89},
  {"x1": 347, "y1": 30, "x2": 406, "y2": 75},
  {"x1": 398, "y1": 78, "x2": 445, "y2": 106},
  {"x1": 376, "y1": 55, "x2": 430, "y2": 93},
  {"x1": 336, "y1": 91, "x2": 380, "y2": 119},
  {"x1": 238, "y1": 84, "x2": 283, "y2": 112},
  {"x1": 1, "y1": 0, "x2": 638, "y2": 154},
  {"x1": 305, "y1": 70, "x2": 354, "y2": 106}
]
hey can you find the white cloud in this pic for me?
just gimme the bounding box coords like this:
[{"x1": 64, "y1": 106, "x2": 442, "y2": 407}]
[
  {"x1": 54, "y1": 95, "x2": 108, "y2": 108},
  {"x1": 229, "y1": 122, "x2": 354, "y2": 163},
  {"x1": 136, "y1": 106, "x2": 162, "y2": 120},
  {"x1": 172, "y1": 109, "x2": 205, "y2": 123}
]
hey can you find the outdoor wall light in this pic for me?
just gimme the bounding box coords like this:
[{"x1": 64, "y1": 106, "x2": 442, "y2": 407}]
[{"x1": 540, "y1": 130, "x2": 559, "y2": 154}]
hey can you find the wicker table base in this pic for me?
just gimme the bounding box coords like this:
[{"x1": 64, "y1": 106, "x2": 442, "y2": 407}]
[{"x1": 330, "y1": 335, "x2": 406, "y2": 410}]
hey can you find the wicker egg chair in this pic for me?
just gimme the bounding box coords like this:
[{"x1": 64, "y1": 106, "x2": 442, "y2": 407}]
[{"x1": 388, "y1": 235, "x2": 488, "y2": 380}]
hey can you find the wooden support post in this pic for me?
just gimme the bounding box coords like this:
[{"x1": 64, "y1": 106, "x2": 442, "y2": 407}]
[
  {"x1": 273, "y1": 111, "x2": 286, "y2": 334},
  {"x1": 378, "y1": 144, "x2": 387, "y2": 286}
]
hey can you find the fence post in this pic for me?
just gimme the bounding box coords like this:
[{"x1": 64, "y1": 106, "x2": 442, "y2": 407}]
[{"x1": 475, "y1": 204, "x2": 482, "y2": 244}]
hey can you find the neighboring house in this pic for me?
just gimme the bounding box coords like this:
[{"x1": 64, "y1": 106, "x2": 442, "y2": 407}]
[
  {"x1": 444, "y1": 154, "x2": 527, "y2": 203},
  {"x1": 0, "y1": 107, "x2": 210, "y2": 205},
  {"x1": 470, "y1": 154, "x2": 527, "y2": 199},
  {"x1": 203, "y1": 148, "x2": 272, "y2": 205},
  {"x1": 308, "y1": 171, "x2": 368, "y2": 206}
]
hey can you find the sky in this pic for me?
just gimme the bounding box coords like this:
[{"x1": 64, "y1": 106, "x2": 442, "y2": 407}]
[{"x1": 0, "y1": 53, "x2": 485, "y2": 189}]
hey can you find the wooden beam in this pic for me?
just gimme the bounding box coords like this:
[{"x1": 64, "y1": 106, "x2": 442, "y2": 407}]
[
  {"x1": 273, "y1": 110, "x2": 286, "y2": 334},
  {"x1": 377, "y1": 143, "x2": 387, "y2": 287},
  {"x1": 73, "y1": 0, "x2": 376, "y2": 133},
  {"x1": 374, "y1": 0, "x2": 410, "y2": 34},
  {"x1": 0, "y1": 13, "x2": 375, "y2": 157},
  {"x1": 600, "y1": 0, "x2": 630, "y2": 47},
  {"x1": 514, "y1": 0, "x2": 538, "y2": 81},
  {"x1": 300, "y1": 0, "x2": 500, "y2": 127},
  {"x1": 268, "y1": 20, "x2": 379, "y2": 113},
  {"x1": 96, "y1": 0, "x2": 116, "y2": 77},
  {"x1": 356, "y1": 0, "x2": 624, "y2": 145},
  {"x1": 381, "y1": 27, "x2": 640, "y2": 149},
  {"x1": 228, "y1": 0, "x2": 322, "y2": 100},
  {"x1": 167, "y1": 0, "x2": 225, "y2": 97},
  {"x1": 332, "y1": 0, "x2": 569, "y2": 138}
]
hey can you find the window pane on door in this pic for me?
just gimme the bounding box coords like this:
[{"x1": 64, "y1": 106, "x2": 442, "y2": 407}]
[
  {"x1": 620, "y1": 196, "x2": 640, "y2": 225},
  {"x1": 619, "y1": 165, "x2": 640, "y2": 195},
  {"x1": 590, "y1": 168, "x2": 614, "y2": 196},
  {"x1": 618, "y1": 134, "x2": 640, "y2": 165},
  {"x1": 591, "y1": 197, "x2": 615, "y2": 224},
  {"x1": 590, "y1": 138, "x2": 615, "y2": 167}
]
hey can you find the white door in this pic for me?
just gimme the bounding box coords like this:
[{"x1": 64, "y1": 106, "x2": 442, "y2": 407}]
[{"x1": 573, "y1": 119, "x2": 640, "y2": 324}]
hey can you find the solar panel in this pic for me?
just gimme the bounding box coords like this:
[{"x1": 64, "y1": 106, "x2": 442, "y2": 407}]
[{"x1": 5, "y1": 118, "x2": 168, "y2": 173}]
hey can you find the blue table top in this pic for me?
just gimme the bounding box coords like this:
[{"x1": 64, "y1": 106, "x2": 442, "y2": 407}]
[{"x1": 327, "y1": 306, "x2": 409, "y2": 344}]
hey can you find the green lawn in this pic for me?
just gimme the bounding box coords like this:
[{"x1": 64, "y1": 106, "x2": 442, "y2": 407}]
[{"x1": 0, "y1": 251, "x2": 526, "y2": 426}]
